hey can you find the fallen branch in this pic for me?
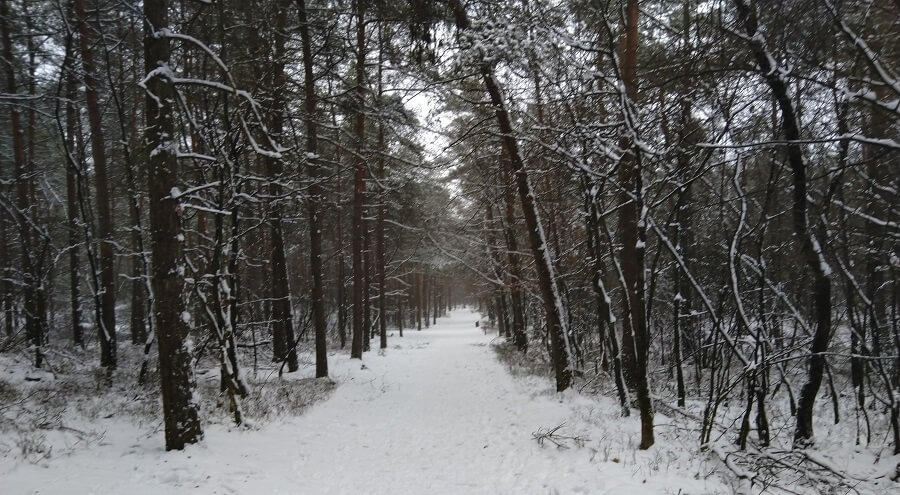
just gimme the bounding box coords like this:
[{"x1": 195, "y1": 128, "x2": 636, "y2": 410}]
[{"x1": 532, "y1": 422, "x2": 588, "y2": 449}]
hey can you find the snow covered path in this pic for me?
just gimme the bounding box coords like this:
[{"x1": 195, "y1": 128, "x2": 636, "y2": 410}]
[
  {"x1": 289, "y1": 308, "x2": 601, "y2": 494},
  {"x1": 2, "y1": 308, "x2": 720, "y2": 494}
]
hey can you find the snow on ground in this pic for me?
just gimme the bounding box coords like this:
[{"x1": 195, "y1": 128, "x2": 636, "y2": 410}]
[{"x1": 2, "y1": 308, "x2": 726, "y2": 494}]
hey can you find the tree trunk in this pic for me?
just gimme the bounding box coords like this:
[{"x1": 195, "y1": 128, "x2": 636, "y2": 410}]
[
  {"x1": 296, "y1": 0, "x2": 329, "y2": 377},
  {"x1": 363, "y1": 203, "x2": 372, "y2": 350},
  {"x1": 126, "y1": 93, "x2": 148, "y2": 347},
  {"x1": 583, "y1": 176, "x2": 630, "y2": 415},
  {"x1": 24, "y1": 2, "x2": 48, "y2": 357},
  {"x1": 670, "y1": 0, "x2": 695, "y2": 409},
  {"x1": 501, "y1": 165, "x2": 527, "y2": 352},
  {"x1": 485, "y1": 200, "x2": 510, "y2": 340},
  {"x1": 75, "y1": 0, "x2": 116, "y2": 369},
  {"x1": 96, "y1": 7, "x2": 150, "y2": 349},
  {"x1": 337, "y1": 213, "x2": 347, "y2": 348},
  {"x1": 1, "y1": 205, "x2": 10, "y2": 337},
  {"x1": 432, "y1": 277, "x2": 439, "y2": 324},
  {"x1": 423, "y1": 270, "x2": 430, "y2": 329},
  {"x1": 62, "y1": 32, "x2": 84, "y2": 348},
  {"x1": 333, "y1": 101, "x2": 347, "y2": 350},
  {"x1": 266, "y1": 2, "x2": 298, "y2": 373},
  {"x1": 376, "y1": 24, "x2": 388, "y2": 350},
  {"x1": 616, "y1": 0, "x2": 654, "y2": 449},
  {"x1": 350, "y1": 0, "x2": 366, "y2": 359},
  {"x1": 733, "y1": 0, "x2": 833, "y2": 448},
  {"x1": 397, "y1": 287, "x2": 404, "y2": 337},
  {"x1": 416, "y1": 271, "x2": 423, "y2": 331},
  {"x1": 1, "y1": 0, "x2": 44, "y2": 368},
  {"x1": 142, "y1": 0, "x2": 203, "y2": 450}
]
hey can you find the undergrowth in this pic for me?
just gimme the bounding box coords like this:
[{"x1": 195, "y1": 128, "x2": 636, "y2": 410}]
[
  {"x1": 0, "y1": 343, "x2": 335, "y2": 463},
  {"x1": 491, "y1": 338, "x2": 553, "y2": 379}
]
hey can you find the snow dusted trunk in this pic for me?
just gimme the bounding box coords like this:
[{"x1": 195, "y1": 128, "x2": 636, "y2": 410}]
[
  {"x1": 0, "y1": 17, "x2": 8, "y2": 336},
  {"x1": 449, "y1": 0, "x2": 571, "y2": 392},
  {"x1": 363, "y1": 206, "x2": 372, "y2": 348},
  {"x1": 376, "y1": 128, "x2": 388, "y2": 350},
  {"x1": 501, "y1": 165, "x2": 527, "y2": 352},
  {"x1": 142, "y1": 0, "x2": 202, "y2": 450},
  {"x1": 94, "y1": 9, "x2": 152, "y2": 348},
  {"x1": 264, "y1": 5, "x2": 299, "y2": 373},
  {"x1": 75, "y1": 0, "x2": 117, "y2": 370},
  {"x1": 413, "y1": 272, "x2": 424, "y2": 331},
  {"x1": 200, "y1": 186, "x2": 247, "y2": 425},
  {"x1": 24, "y1": 4, "x2": 49, "y2": 363},
  {"x1": 583, "y1": 177, "x2": 630, "y2": 416},
  {"x1": 421, "y1": 272, "x2": 429, "y2": 329},
  {"x1": 733, "y1": 0, "x2": 833, "y2": 448},
  {"x1": 484, "y1": 199, "x2": 511, "y2": 339},
  {"x1": 670, "y1": 0, "x2": 694, "y2": 410},
  {"x1": 433, "y1": 277, "x2": 440, "y2": 323},
  {"x1": 863, "y1": 76, "x2": 900, "y2": 456},
  {"x1": 350, "y1": 0, "x2": 366, "y2": 359},
  {"x1": 127, "y1": 70, "x2": 149, "y2": 347},
  {"x1": 62, "y1": 33, "x2": 84, "y2": 348},
  {"x1": 296, "y1": 0, "x2": 329, "y2": 377},
  {"x1": 376, "y1": 23, "x2": 388, "y2": 351},
  {"x1": 331, "y1": 102, "x2": 348, "y2": 349},
  {"x1": 1, "y1": 0, "x2": 45, "y2": 368},
  {"x1": 614, "y1": 0, "x2": 654, "y2": 449},
  {"x1": 397, "y1": 290, "x2": 404, "y2": 337},
  {"x1": 854, "y1": 22, "x2": 897, "y2": 450},
  {"x1": 1, "y1": 206, "x2": 9, "y2": 337}
]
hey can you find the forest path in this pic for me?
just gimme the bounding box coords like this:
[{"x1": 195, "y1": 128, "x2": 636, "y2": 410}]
[{"x1": 286, "y1": 307, "x2": 595, "y2": 494}]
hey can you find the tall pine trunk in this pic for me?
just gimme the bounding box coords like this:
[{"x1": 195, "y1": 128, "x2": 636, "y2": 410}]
[
  {"x1": 615, "y1": 0, "x2": 654, "y2": 448},
  {"x1": 296, "y1": 0, "x2": 329, "y2": 377},
  {"x1": 143, "y1": 0, "x2": 202, "y2": 450},
  {"x1": 75, "y1": 0, "x2": 117, "y2": 369},
  {"x1": 376, "y1": 24, "x2": 388, "y2": 350},
  {"x1": 501, "y1": 165, "x2": 527, "y2": 352},
  {"x1": 1, "y1": 0, "x2": 45, "y2": 368},
  {"x1": 350, "y1": 0, "x2": 366, "y2": 359},
  {"x1": 266, "y1": 0, "x2": 299, "y2": 373},
  {"x1": 62, "y1": 31, "x2": 84, "y2": 347}
]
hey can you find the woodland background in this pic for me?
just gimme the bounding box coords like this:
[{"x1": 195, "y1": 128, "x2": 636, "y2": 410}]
[{"x1": 0, "y1": 0, "x2": 898, "y2": 491}]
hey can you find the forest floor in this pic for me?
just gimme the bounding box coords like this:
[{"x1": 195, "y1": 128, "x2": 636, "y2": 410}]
[{"x1": 10, "y1": 308, "x2": 894, "y2": 494}]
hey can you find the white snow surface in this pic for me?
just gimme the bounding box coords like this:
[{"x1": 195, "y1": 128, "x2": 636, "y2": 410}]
[{"x1": 2, "y1": 309, "x2": 723, "y2": 494}]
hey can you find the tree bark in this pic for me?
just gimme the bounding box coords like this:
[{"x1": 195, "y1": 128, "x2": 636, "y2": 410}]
[
  {"x1": 75, "y1": 0, "x2": 117, "y2": 369},
  {"x1": 331, "y1": 99, "x2": 347, "y2": 350},
  {"x1": 485, "y1": 199, "x2": 510, "y2": 340},
  {"x1": 376, "y1": 23, "x2": 388, "y2": 350},
  {"x1": 501, "y1": 165, "x2": 527, "y2": 352},
  {"x1": 143, "y1": 0, "x2": 203, "y2": 450},
  {"x1": 296, "y1": 0, "x2": 329, "y2": 377},
  {"x1": 583, "y1": 176, "x2": 630, "y2": 415},
  {"x1": 363, "y1": 201, "x2": 372, "y2": 349},
  {"x1": 62, "y1": 30, "x2": 84, "y2": 348},
  {"x1": 350, "y1": 0, "x2": 366, "y2": 359},
  {"x1": 423, "y1": 270, "x2": 430, "y2": 328},
  {"x1": 265, "y1": 0, "x2": 299, "y2": 373},
  {"x1": 1, "y1": 0, "x2": 45, "y2": 368},
  {"x1": 615, "y1": 0, "x2": 654, "y2": 448},
  {"x1": 416, "y1": 271, "x2": 423, "y2": 331}
]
